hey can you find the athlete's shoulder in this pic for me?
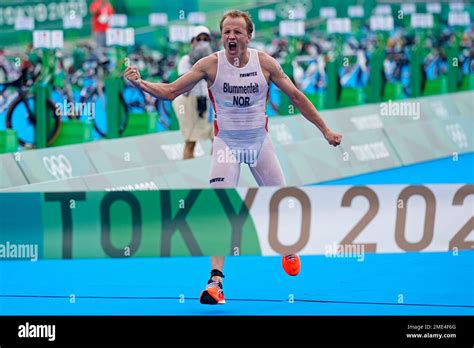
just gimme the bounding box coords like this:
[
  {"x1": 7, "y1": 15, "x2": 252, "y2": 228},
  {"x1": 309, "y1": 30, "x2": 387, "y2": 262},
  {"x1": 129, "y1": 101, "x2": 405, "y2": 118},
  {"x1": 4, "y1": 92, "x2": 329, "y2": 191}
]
[
  {"x1": 257, "y1": 50, "x2": 280, "y2": 74},
  {"x1": 256, "y1": 50, "x2": 272, "y2": 62},
  {"x1": 196, "y1": 52, "x2": 218, "y2": 67}
]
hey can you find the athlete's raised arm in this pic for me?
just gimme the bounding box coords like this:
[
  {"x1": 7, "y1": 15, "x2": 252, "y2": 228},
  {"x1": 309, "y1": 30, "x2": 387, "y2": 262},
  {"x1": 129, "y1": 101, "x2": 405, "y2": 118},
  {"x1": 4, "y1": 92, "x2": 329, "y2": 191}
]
[
  {"x1": 124, "y1": 55, "x2": 212, "y2": 101},
  {"x1": 260, "y1": 52, "x2": 342, "y2": 147}
]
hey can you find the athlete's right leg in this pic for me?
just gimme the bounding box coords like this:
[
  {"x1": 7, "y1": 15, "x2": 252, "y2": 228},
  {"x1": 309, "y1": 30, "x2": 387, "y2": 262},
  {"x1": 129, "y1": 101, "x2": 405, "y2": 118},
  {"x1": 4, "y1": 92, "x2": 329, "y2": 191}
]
[
  {"x1": 208, "y1": 136, "x2": 241, "y2": 188},
  {"x1": 201, "y1": 136, "x2": 240, "y2": 304}
]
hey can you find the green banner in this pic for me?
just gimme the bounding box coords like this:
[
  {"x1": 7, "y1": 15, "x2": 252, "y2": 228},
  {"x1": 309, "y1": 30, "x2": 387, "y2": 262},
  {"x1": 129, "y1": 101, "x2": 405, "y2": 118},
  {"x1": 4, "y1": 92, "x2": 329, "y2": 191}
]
[
  {"x1": 0, "y1": 190, "x2": 261, "y2": 259},
  {"x1": 1, "y1": 184, "x2": 473, "y2": 259},
  {"x1": 0, "y1": 193, "x2": 44, "y2": 258}
]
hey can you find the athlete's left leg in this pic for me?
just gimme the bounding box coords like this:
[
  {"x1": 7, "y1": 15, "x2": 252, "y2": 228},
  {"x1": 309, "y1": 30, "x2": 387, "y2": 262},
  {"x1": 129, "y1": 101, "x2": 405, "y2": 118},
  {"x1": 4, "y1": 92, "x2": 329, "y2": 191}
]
[
  {"x1": 249, "y1": 134, "x2": 286, "y2": 186},
  {"x1": 249, "y1": 134, "x2": 301, "y2": 275}
]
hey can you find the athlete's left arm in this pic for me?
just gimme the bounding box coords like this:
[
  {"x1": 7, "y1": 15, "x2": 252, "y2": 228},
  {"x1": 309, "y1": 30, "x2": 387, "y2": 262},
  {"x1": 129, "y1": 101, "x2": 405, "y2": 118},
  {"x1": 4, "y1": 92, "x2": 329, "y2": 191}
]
[{"x1": 262, "y1": 52, "x2": 342, "y2": 146}]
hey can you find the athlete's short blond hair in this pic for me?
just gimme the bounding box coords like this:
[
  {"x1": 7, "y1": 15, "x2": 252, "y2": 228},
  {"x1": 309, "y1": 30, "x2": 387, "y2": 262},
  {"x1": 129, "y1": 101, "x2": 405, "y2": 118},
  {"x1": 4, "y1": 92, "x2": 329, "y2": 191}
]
[{"x1": 219, "y1": 10, "x2": 254, "y2": 36}]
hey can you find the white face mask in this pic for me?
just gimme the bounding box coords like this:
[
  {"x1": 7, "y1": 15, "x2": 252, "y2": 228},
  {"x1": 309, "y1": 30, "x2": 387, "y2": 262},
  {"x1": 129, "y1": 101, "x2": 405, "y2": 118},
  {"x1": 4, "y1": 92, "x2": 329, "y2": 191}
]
[
  {"x1": 189, "y1": 41, "x2": 212, "y2": 65},
  {"x1": 194, "y1": 40, "x2": 210, "y2": 49}
]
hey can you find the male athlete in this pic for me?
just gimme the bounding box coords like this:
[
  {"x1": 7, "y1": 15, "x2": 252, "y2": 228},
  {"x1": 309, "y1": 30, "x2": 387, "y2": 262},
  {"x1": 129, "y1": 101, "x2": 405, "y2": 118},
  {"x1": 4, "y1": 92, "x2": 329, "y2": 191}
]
[{"x1": 124, "y1": 10, "x2": 342, "y2": 305}]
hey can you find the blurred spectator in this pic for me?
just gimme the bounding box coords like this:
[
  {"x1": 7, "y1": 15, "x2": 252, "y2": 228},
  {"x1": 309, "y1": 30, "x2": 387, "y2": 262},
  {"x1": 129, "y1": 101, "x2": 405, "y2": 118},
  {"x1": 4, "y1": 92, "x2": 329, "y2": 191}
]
[
  {"x1": 90, "y1": 0, "x2": 115, "y2": 48},
  {"x1": 171, "y1": 26, "x2": 214, "y2": 159}
]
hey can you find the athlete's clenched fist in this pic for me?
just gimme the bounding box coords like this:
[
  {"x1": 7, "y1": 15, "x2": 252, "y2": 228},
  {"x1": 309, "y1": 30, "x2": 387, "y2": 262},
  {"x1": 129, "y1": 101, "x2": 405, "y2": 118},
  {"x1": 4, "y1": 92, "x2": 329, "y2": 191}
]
[
  {"x1": 323, "y1": 129, "x2": 342, "y2": 147},
  {"x1": 124, "y1": 65, "x2": 142, "y2": 86}
]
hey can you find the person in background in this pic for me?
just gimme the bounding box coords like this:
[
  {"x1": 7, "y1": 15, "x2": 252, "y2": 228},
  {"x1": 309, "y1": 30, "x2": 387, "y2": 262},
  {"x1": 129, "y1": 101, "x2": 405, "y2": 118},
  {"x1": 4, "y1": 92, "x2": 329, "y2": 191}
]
[
  {"x1": 89, "y1": 0, "x2": 115, "y2": 48},
  {"x1": 172, "y1": 26, "x2": 214, "y2": 159}
]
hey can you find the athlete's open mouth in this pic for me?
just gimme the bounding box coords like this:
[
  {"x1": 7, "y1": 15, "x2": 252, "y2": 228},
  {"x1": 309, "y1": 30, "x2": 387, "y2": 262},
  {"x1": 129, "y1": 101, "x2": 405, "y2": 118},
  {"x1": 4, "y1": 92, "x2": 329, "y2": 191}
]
[{"x1": 228, "y1": 42, "x2": 237, "y2": 51}]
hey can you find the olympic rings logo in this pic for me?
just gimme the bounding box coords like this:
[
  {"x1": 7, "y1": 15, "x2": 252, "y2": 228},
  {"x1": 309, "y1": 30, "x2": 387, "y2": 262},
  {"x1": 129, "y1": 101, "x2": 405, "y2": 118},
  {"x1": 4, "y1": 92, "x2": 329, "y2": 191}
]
[{"x1": 42, "y1": 155, "x2": 73, "y2": 180}]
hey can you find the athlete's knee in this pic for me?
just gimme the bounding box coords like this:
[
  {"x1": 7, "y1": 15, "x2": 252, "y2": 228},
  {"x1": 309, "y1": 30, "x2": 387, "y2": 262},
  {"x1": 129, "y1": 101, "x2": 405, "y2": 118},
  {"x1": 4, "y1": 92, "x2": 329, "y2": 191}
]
[{"x1": 261, "y1": 177, "x2": 286, "y2": 187}]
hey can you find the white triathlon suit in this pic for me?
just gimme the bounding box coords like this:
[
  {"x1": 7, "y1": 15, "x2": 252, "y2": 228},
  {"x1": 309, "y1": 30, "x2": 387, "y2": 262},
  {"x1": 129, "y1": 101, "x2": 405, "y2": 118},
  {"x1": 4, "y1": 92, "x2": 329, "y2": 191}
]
[{"x1": 208, "y1": 49, "x2": 286, "y2": 188}]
